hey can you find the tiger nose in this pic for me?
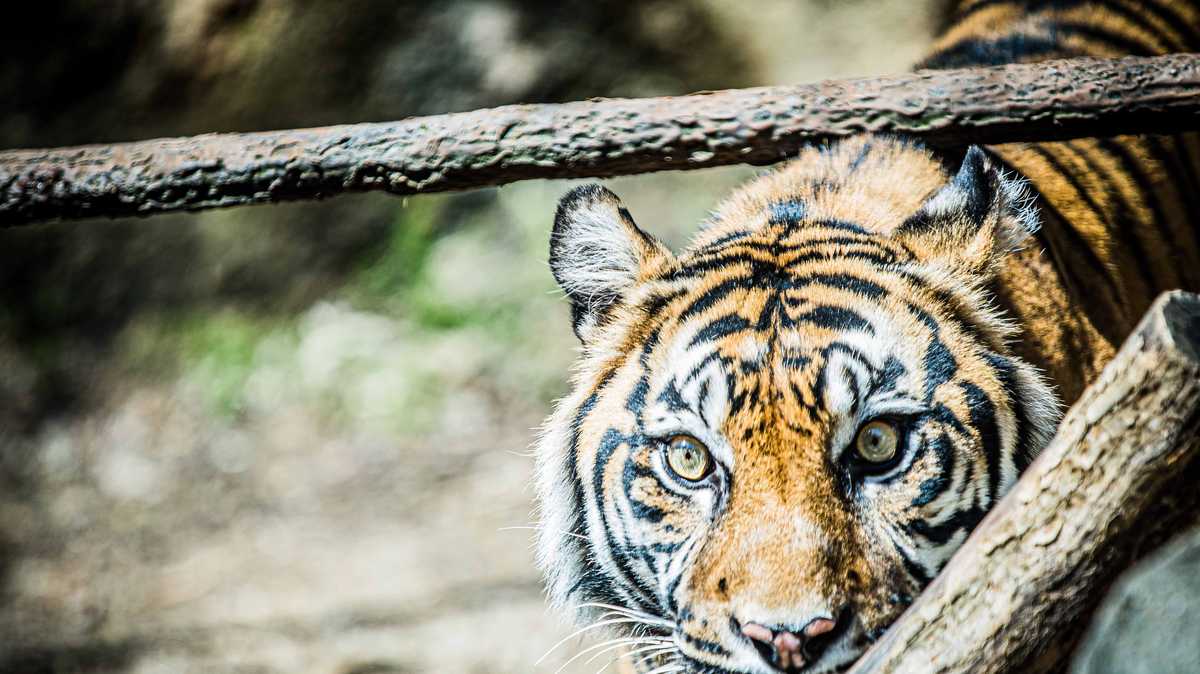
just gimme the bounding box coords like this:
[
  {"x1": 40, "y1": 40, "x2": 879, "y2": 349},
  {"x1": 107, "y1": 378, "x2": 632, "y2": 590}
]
[{"x1": 740, "y1": 617, "x2": 838, "y2": 672}]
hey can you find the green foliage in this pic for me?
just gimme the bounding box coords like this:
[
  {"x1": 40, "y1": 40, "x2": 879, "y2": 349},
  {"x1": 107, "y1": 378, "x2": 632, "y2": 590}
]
[
  {"x1": 353, "y1": 197, "x2": 445, "y2": 304},
  {"x1": 124, "y1": 311, "x2": 290, "y2": 419}
]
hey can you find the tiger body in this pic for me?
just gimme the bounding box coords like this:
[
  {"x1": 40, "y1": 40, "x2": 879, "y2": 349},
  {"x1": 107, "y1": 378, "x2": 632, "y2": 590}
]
[
  {"x1": 536, "y1": 2, "x2": 1200, "y2": 673},
  {"x1": 929, "y1": 0, "x2": 1200, "y2": 401}
]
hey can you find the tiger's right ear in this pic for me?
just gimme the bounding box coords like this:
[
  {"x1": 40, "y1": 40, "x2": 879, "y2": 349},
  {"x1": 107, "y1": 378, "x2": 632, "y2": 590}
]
[{"x1": 550, "y1": 184, "x2": 671, "y2": 342}]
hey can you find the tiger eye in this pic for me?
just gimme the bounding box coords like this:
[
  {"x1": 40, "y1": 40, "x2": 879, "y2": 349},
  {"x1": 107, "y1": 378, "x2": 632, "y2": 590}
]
[
  {"x1": 856, "y1": 420, "x2": 899, "y2": 464},
  {"x1": 664, "y1": 434, "x2": 713, "y2": 482}
]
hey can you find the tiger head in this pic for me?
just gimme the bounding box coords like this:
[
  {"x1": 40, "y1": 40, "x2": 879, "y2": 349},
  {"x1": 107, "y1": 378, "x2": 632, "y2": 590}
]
[{"x1": 535, "y1": 136, "x2": 1060, "y2": 674}]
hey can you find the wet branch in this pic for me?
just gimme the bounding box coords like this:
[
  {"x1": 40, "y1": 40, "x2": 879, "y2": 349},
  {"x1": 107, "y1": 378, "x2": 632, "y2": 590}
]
[{"x1": 3, "y1": 53, "x2": 1200, "y2": 226}]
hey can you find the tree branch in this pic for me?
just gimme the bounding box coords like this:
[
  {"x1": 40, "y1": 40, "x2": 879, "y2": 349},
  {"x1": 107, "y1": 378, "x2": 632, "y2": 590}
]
[
  {"x1": 847, "y1": 290, "x2": 1200, "y2": 674},
  {"x1": 4, "y1": 53, "x2": 1200, "y2": 227}
]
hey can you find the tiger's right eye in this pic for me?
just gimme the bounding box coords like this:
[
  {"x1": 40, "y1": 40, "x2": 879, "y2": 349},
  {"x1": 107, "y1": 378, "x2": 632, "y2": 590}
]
[
  {"x1": 664, "y1": 434, "x2": 713, "y2": 482},
  {"x1": 855, "y1": 420, "x2": 900, "y2": 464}
]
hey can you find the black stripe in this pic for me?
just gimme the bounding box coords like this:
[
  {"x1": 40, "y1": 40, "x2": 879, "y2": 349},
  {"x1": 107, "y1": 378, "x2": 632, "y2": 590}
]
[
  {"x1": 657, "y1": 378, "x2": 690, "y2": 413},
  {"x1": 565, "y1": 387, "x2": 626, "y2": 607},
  {"x1": 791, "y1": 305, "x2": 874, "y2": 333},
  {"x1": 812, "y1": 341, "x2": 875, "y2": 416},
  {"x1": 922, "y1": 336, "x2": 957, "y2": 403},
  {"x1": 755, "y1": 286, "x2": 783, "y2": 331},
  {"x1": 689, "y1": 313, "x2": 751, "y2": 346},
  {"x1": 1135, "y1": 0, "x2": 1200, "y2": 50},
  {"x1": 685, "y1": 230, "x2": 886, "y2": 271},
  {"x1": 789, "y1": 230, "x2": 888, "y2": 246},
  {"x1": 1063, "y1": 140, "x2": 1161, "y2": 299},
  {"x1": 918, "y1": 32, "x2": 1069, "y2": 69},
  {"x1": 1065, "y1": 0, "x2": 1195, "y2": 51},
  {"x1": 682, "y1": 351, "x2": 729, "y2": 386},
  {"x1": 848, "y1": 140, "x2": 874, "y2": 173},
  {"x1": 948, "y1": 0, "x2": 1012, "y2": 25},
  {"x1": 845, "y1": 364, "x2": 862, "y2": 414},
  {"x1": 906, "y1": 506, "x2": 986, "y2": 546},
  {"x1": 985, "y1": 352, "x2": 1035, "y2": 470},
  {"x1": 807, "y1": 218, "x2": 872, "y2": 235},
  {"x1": 1021, "y1": 144, "x2": 1130, "y2": 312},
  {"x1": 663, "y1": 538, "x2": 700, "y2": 615},
  {"x1": 682, "y1": 632, "x2": 732, "y2": 658},
  {"x1": 1149, "y1": 134, "x2": 1200, "y2": 263},
  {"x1": 823, "y1": 341, "x2": 875, "y2": 373},
  {"x1": 1094, "y1": 137, "x2": 1181, "y2": 288},
  {"x1": 697, "y1": 379, "x2": 712, "y2": 426},
  {"x1": 672, "y1": 251, "x2": 767, "y2": 279},
  {"x1": 786, "y1": 249, "x2": 900, "y2": 270},
  {"x1": 781, "y1": 348, "x2": 813, "y2": 370},
  {"x1": 679, "y1": 275, "x2": 753, "y2": 320},
  {"x1": 696, "y1": 230, "x2": 754, "y2": 253},
  {"x1": 593, "y1": 428, "x2": 661, "y2": 610},
  {"x1": 960, "y1": 381, "x2": 1004, "y2": 504},
  {"x1": 874, "y1": 355, "x2": 908, "y2": 394},
  {"x1": 897, "y1": 546, "x2": 931, "y2": 586},
  {"x1": 790, "y1": 272, "x2": 888, "y2": 299},
  {"x1": 626, "y1": 375, "x2": 650, "y2": 416},
  {"x1": 948, "y1": 0, "x2": 1187, "y2": 53},
  {"x1": 1092, "y1": 0, "x2": 1186, "y2": 52},
  {"x1": 912, "y1": 432, "x2": 955, "y2": 507},
  {"x1": 624, "y1": 461, "x2": 666, "y2": 524},
  {"x1": 1049, "y1": 20, "x2": 1157, "y2": 56}
]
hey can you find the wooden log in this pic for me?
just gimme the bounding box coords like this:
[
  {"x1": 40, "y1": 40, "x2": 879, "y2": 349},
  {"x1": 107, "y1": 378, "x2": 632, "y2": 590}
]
[
  {"x1": 4, "y1": 53, "x2": 1200, "y2": 227},
  {"x1": 848, "y1": 290, "x2": 1200, "y2": 674}
]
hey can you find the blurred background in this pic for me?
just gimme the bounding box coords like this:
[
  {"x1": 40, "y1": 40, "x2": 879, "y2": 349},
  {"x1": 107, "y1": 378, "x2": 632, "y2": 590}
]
[{"x1": 0, "y1": 2, "x2": 946, "y2": 673}]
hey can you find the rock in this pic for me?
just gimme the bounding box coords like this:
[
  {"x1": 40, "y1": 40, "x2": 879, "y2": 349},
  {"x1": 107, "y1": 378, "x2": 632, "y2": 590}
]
[{"x1": 1072, "y1": 526, "x2": 1200, "y2": 674}]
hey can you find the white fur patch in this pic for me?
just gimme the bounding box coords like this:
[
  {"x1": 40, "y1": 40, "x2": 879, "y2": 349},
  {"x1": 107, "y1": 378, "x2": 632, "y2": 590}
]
[{"x1": 551, "y1": 185, "x2": 644, "y2": 317}]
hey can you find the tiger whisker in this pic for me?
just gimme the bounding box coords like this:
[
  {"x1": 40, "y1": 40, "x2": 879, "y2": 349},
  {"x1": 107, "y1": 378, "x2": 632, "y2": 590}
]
[
  {"x1": 575, "y1": 602, "x2": 674, "y2": 629},
  {"x1": 592, "y1": 643, "x2": 676, "y2": 674},
  {"x1": 498, "y1": 524, "x2": 589, "y2": 542},
  {"x1": 552, "y1": 636, "x2": 665, "y2": 674},
  {"x1": 598, "y1": 643, "x2": 677, "y2": 674},
  {"x1": 629, "y1": 644, "x2": 678, "y2": 668},
  {"x1": 535, "y1": 618, "x2": 665, "y2": 667},
  {"x1": 581, "y1": 637, "x2": 671, "y2": 666},
  {"x1": 595, "y1": 610, "x2": 666, "y2": 632}
]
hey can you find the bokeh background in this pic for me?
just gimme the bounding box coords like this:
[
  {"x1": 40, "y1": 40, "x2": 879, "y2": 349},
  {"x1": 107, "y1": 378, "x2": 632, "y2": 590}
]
[{"x1": 0, "y1": 1, "x2": 967, "y2": 673}]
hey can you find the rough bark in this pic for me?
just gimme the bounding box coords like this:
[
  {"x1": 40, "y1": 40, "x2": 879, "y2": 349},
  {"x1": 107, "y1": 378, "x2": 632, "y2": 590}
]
[
  {"x1": 847, "y1": 290, "x2": 1200, "y2": 674},
  {"x1": 4, "y1": 53, "x2": 1200, "y2": 227}
]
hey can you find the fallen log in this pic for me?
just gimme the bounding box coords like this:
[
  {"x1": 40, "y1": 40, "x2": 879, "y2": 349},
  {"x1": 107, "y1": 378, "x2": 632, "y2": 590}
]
[
  {"x1": 848, "y1": 290, "x2": 1200, "y2": 674},
  {"x1": 4, "y1": 53, "x2": 1200, "y2": 227}
]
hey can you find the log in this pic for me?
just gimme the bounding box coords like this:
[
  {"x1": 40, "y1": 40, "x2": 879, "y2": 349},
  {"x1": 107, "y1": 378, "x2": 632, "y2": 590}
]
[
  {"x1": 4, "y1": 53, "x2": 1200, "y2": 227},
  {"x1": 847, "y1": 290, "x2": 1200, "y2": 674}
]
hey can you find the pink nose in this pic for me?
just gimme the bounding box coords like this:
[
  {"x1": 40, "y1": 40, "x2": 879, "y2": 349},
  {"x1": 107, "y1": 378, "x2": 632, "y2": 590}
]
[{"x1": 741, "y1": 617, "x2": 838, "y2": 672}]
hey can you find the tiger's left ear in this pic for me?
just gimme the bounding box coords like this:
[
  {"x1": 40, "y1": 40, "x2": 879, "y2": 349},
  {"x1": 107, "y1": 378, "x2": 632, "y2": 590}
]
[{"x1": 895, "y1": 146, "x2": 1039, "y2": 277}]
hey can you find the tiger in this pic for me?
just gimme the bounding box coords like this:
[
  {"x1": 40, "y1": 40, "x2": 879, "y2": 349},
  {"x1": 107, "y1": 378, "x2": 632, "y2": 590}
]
[{"x1": 534, "y1": 1, "x2": 1200, "y2": 673}]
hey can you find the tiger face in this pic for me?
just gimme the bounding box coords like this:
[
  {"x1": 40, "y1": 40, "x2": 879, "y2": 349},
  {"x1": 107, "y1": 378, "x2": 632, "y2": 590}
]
[{"x1": 536, "y1": 137, "x2": 1060, "y2": 673}]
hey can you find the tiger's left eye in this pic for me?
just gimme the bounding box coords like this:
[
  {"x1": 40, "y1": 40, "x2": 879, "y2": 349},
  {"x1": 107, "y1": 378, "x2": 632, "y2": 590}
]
[
  {"x1": 855, "y1": 420, "x2": 899, "y2": 464},
  {"x1": 664, "y1": 435, "x2": 713, "y2": 482}
]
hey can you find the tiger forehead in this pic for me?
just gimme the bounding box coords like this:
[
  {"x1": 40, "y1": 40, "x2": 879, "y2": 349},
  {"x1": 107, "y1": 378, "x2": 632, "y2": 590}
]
[
  {"x1": 647, "y1": 210, "x2": 925, "y2": 340},
  {"x1": 636, "y1": 261, "x2": 928, "y2": 435},
  {"x1": 698, "y1": 137, "x2": 951, "y2": 241}
]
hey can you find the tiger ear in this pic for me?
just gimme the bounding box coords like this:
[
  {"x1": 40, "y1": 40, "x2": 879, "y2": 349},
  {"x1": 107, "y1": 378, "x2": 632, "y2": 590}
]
[
  {"x1": 550, "y1": 184, "x2": 671, "y2": 341},
  {"x1": 895, "y1": 146, "x2": 1038, "y2": 278}
]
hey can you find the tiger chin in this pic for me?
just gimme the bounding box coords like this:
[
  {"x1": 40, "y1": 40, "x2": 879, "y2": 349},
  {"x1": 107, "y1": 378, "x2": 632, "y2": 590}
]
[{"x1": 533, "y1": 137, "x2": 1061, "y2": 674}]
